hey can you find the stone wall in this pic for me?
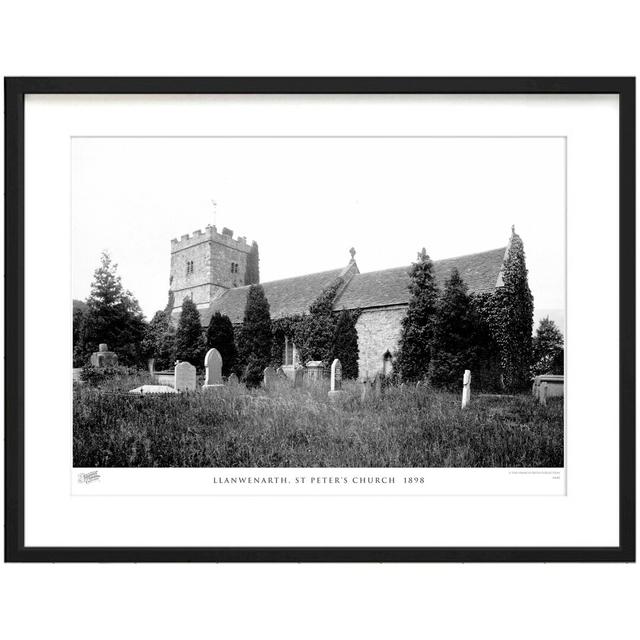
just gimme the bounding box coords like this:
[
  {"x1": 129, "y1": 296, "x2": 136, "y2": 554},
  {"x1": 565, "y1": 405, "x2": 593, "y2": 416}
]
[
  {"x1": 169, "y1": 226, "x2": 251, "y2": 313},
  {"x1": 355, "y1": 306, "x2": 406, "y2": 378}
]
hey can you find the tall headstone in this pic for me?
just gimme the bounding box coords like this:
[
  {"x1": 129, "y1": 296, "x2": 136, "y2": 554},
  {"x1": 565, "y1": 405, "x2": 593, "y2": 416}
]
[
  {"x1": 461, "y1": 369, "x2": 471, "y2": 409},
  {"x1": 174, "y1": 361, "x2": 196, "y2": 392},
  {"x1": 203, "y1": 348, "x2": 223, "y2": 388},
  {"x1": 360, "y1": 378, "x2": 371, "y2": 402},
  {"x1": 330, "y1": 359, "x2": 342, "y2": 391},
  {"x1": 263, "y1": 366, "x2": 277, "y2": 390},
  {"x1": 328, "y1": 359, "x2": 346, "y2": 400},
  {"x1": 293, "y1": 367, "x2": 304, "y2": 389}
]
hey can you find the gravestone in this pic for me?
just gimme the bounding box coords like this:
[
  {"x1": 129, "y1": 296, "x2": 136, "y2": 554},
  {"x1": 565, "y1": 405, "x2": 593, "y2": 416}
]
[
  {"x1": 90, "y1": 343, "x2": 118, "y2": 368},
  {"x1": 461, "y1": 369, "x2": 471, "y2": 409},
  {"x1": 306, "y1": 361, "x2": 324, "y2": 384},
  {"x1": 360, "y1": 378, "x2": 371, "y2": 402},
  {"x1": 129, "y1": 384, "x2": 178, "y2": 395},
  {"x1": 203, "y1": 348, "x2": 223, "y2": 388},
  {"x1": 276, "y1": 366, "x2": 288, "y2": 380},
  {"x1": 174, "y1": 361, "x2": 196, "y2": 392},
  {"x1": 263, "y1": 366, "x2": 277, "y2": 390},
  {"x1": 328, "y1": 358, "x2": 346, "y2": 400},
  {"x1": 227, "y1": 372, "x2": 240, "y2": 386},
  {"x1": 293, "y1": 367, "x2": 304, "y2": 389},
  {"x1": 373, "y1": 373, "x2": 382, "y2": 398},
  {"x1": 533, "y1": 374, "x2": 564, "y2": 399},
  {"x1": 539, "y1": 381, "x2": 548, "y2": 406}
]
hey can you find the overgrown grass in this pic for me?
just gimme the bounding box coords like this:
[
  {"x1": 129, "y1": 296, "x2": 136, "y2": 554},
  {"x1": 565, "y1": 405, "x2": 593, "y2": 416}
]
[{"x1": 73, "y1": 375, "x2": 563, "y2": 468}]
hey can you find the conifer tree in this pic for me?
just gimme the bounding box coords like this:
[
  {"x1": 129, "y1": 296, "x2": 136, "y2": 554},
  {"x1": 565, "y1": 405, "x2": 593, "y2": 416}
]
[
  {"x1": 244, "y1": 241, "x2": 260, "y2": 285},
  {"x1": 141, "y1": 310, "x2": 176, "y2": 371},
  {"x1": 330, "y1": 308, "x2": 359, "y2": 379},
  {"x1": 237, "y1": 285, "x2": 272, "y2": 386},
  {"x1": 206, "y1": 311, "x2": 237, "y2": 376},
  {"x1": 532, "y1": 317, "x2": 564, "y2": 376},
  {"x1": 81, "y1": 252, "x2": 147, "y2": 366},
  {"x1": 174, "y1": 297, "x2": 205, "y2": 366},
  {"x1": 395, "y1": 248, "x2": 439, "y2": 382},
  {"x1": 487, "y1": 229, "x2": 534, "y2": 391},
  {"x1": 428, "y1": 269, "x2": 474, "y2": 389}
]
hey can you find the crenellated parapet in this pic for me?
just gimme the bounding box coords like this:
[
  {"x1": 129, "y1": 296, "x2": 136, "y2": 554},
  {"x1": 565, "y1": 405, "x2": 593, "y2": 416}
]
[{"x1": 171, "y1": 225, "x2": 251, "y2": 254}]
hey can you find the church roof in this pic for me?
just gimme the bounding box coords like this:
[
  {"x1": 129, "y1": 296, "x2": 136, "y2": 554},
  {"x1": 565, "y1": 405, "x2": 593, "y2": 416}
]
[
  {"x1": 335, "y1": 247, "x2": 507, "y2": 310},
  {"x1": 200, "y1": 268, "x2": 343, "y2": 325},
  {"x1": 199, "y1": 246, "x2": 506, "y2": 326}
]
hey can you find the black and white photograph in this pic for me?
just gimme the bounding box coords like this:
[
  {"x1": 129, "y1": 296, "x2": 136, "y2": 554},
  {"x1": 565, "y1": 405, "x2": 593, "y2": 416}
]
[{"x1": 71, "y1": 135, "x2": 565, "y2": 470}]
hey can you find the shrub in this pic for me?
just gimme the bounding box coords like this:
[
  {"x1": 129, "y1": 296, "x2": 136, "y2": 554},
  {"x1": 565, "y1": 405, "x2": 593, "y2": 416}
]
[
  {"x1": 331, "y1": 308, "x2": 359, "y2": 379},
  {"x1": 428, "y1": 269, "x2": 475, "y2": 389},
  {"x1": 396, "y1": 248, "x2": 439, "y2": 382},
  {"x1": 294, "y1": 279, "x2": 342, "y2": 365},
  {"x1": 237, "y1": 285, "x2": 272, "y2": 386},
  {"x1": 141, "y1": 310, "x2": 176, "y2": 371},
  {"x1": 174, "y1": 297, "x2": 205, "y2": 367},
  {"x1": 206, "y1": 312, "x2": 237, "y2": 376},
  {"x1": 484, "y1": 229, "x2": 534, "y2": 391},
  {"x1": 532, "y1": 317, "x2": 564, "y2": 375},
  {"x1": 79, "y1": 363, "x2": 139, "y2": 386}
]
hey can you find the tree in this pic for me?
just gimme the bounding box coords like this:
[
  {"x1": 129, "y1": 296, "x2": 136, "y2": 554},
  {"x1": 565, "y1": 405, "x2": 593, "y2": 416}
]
[
  {"x1": 237, "y1": 285, "x2": 272, "y2": 386},
  {"x1": 293, "y1": 279, "x2": 342, "y2": 365},
  {"x1": 174, "y1": 297, "x2": 205, "y2": 366},
  {"x1": 141, "y1": 310, "x2": 176, "y2": 371},
  {"x1": 330, "y1": 308, "x2": 359, "y2": 379},
  {"x1": 80, "y1": 252, "x2": 147, "y2": 367},
  {"x1": 395, "y1": 248, "x2": 439, "y2": 382},
  {"x1": 428, "y1": 269, "x2": 475, "y2": 389},
  {"x1": 244, "y1": 241, "x2": 260, "y2": 285},
  {"x1": 532, "y1": 317, "x2": 564, "y2": 376},
  {"x1": 206, "y1": 312, "x2": 237, "y2": 376},
  {"x1": 72, "y1": 306, "x2": 86, "y2": 368},
  {"x1": 485, "y1": 229, "x2": 534, "y2": 391}
]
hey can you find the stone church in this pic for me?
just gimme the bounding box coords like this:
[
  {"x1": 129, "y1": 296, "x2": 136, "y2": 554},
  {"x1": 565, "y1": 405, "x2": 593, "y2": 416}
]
[{"x1": 169, "y1": 225, "x2": 510, "y2": 377}]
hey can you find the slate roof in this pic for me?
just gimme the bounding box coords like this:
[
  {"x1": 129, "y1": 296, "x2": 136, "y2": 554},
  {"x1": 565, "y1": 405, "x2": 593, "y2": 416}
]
[
  {"x1": 335, "y1": 247, "x2": 506, "y2": 310},
  {"x1": 200, "y1": 268, "x2": 343, "y2": 325},
  {"x1": 335, "y1": 247, "x2": 506, "y2": 309},
  {"x1": 199, "y1": 247, "x2": 506, "y2": 326}
]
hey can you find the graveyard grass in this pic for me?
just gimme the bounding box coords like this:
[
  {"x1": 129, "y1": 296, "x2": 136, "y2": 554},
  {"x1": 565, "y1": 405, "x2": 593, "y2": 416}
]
[{"x1": 74, "y1": 373, "x2": 563, "y2": 468}]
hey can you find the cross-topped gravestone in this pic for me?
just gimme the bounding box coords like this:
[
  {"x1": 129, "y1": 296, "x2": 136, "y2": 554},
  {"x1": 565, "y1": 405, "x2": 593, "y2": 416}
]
[
  {"x1": 203, "y1": 348, "x2": 223, "y2": 388},
  {"x1": 174, "y1": 361, "x2": 196, "y2": 392}
]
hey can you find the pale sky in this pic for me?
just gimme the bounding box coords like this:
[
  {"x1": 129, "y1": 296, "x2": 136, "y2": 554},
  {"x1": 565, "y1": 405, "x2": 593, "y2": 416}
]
[{"x1": 72, "y1": 137, "x2": 565, "y2": 327}]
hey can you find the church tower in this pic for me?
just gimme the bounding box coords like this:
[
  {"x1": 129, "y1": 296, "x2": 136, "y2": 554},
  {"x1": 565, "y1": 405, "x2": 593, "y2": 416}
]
[{"x1": 168, "y1": 225, "x2": 253, "y2": 315}]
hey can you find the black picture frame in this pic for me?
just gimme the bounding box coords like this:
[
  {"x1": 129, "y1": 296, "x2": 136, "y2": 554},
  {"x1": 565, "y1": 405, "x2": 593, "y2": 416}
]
[{"x1": 4, "y1": 77, "x2": 635, "y2": 563}]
